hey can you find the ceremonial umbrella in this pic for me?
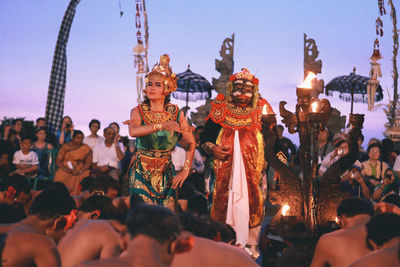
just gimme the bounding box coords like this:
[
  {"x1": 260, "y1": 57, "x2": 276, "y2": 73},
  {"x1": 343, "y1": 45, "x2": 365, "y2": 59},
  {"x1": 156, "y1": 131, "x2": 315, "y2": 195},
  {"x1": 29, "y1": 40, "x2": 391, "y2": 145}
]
[
  {"x1": 172, "y1": 66, "x2": 212, "y2": 112},
  {"x1": 325, "y1": 71, "x2": 383, "y2": 114}
]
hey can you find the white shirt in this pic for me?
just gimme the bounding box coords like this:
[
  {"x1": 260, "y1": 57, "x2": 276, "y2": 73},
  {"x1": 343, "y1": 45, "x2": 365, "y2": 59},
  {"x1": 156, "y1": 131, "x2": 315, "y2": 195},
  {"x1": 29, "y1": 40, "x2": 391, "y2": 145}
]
[
  {"x1": 171, "y1": 146, "x2": 186, "y2": 172},
  {"x1": 393, "y1": 155, "x2": 400, "y2": 172},
  {"x1": 13, "y1": 150, "x2": 39, "y2": 165},
  {"x1": 93, "y1": 142, "x2": 120, "y2": 169},
  {"x1": 83, "y1": 136, "x2": 104, "y2": 151}
]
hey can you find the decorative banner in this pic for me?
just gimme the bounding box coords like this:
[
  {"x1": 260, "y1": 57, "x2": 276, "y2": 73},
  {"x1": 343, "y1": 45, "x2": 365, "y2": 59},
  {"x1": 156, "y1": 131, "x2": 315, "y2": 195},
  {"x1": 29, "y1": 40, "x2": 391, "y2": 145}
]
[
  {"x1": 132, "y1": 0, "x2": 149, "y2": 104},
  {"x1": 45, "y1": 0, "x2": 81, "y2": 134}
]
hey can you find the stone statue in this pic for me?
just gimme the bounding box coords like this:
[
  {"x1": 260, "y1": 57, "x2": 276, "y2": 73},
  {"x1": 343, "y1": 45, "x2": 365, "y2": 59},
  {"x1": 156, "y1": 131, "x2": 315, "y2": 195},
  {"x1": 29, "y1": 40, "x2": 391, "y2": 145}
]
[
  {"x1": 304, "y1": 33, "x2": 324, "y2": 97},
  {"x1": 191, "y1": 34, "x2": 235, "y2": 126},
  {"x1": 213, "y1": 33, "x2": 235, "y2": 95}
]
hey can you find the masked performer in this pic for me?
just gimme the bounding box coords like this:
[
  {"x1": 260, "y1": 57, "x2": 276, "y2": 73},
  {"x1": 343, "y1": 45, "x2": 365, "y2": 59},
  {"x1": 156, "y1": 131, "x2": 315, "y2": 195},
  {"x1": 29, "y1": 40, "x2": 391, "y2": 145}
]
[
  {"x1": 201, "y1": 68, "x2": 273, "y2": 249},
  {"x1": 127, "y1": 54, "x2": 195, "y2": 210}
]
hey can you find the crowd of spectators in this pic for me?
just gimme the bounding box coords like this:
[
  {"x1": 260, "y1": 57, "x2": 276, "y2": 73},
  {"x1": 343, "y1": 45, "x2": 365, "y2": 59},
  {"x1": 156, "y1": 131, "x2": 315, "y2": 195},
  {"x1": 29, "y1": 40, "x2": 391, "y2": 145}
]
[{"x1": 0, "y1": 117, "x2": 399, "y2": 266}]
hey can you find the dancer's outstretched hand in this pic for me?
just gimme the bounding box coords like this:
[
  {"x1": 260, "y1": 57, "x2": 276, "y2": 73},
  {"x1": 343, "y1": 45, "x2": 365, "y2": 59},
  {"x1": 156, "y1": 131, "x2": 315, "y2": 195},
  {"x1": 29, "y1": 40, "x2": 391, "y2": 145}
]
[
  {"x1": 172, "y1": 169, "x2": 190, "y2": 189},
  {"x1": 162, "y1": 121, "x2": 183, "y2": 135}
]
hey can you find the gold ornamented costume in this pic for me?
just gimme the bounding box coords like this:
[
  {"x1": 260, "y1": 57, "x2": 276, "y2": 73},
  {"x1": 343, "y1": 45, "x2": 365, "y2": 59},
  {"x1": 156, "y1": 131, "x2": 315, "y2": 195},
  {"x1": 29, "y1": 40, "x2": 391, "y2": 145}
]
[
  {"x1": 201, "y1": 68, "x2": 273, "y2": 246},
  {"x1": 129, "y1": 54, "x2": 180, "y2": 210}
]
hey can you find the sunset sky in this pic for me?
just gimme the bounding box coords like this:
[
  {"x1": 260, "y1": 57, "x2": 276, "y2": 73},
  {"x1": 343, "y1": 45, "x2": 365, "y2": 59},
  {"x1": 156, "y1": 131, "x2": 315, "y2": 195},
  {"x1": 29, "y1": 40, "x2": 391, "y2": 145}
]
[{"x1": 1, "y1": 0, "x2": 398, "y2": 145}]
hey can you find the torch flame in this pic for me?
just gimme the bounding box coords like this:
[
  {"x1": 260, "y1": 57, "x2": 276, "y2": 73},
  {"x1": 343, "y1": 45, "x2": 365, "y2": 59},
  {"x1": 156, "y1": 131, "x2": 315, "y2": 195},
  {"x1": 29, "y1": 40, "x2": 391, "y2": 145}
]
[
  {"x1": 262, "y1": 104, "x2": 268, "y2": 115},
  {"x1": 281, "y1": 204, "x2": 290, "y2": 216},
  {"x1": 299, "y1": 72, "x2": 317, "y2": 89},
  {"x1": 311, "y1": 101, "x2": 318, "y2": 113},
  {"x1": 335, "y1": 216, "x2": 339, "y2": 224}
]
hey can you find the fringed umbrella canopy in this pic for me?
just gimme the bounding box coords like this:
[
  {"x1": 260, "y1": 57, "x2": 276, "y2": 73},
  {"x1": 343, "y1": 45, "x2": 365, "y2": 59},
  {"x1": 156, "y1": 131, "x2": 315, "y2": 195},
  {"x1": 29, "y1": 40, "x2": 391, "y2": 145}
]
[
  {"x1": 326, "y1": 72, "x2": 383, "y2": 103},
  {"x1": 172, "y1": 67, "x2": 212, "y2": 105}
]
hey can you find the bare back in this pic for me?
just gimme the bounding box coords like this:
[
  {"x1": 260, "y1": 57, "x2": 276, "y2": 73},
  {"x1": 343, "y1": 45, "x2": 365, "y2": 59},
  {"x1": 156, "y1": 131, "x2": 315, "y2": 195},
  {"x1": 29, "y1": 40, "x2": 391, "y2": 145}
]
[
  {"x1": 58, "y1": 220, "x2": 122, "y2": 267},
  {"x1": 311, "y1": 224, "x2": 371, "y2": 267},
  {"x1": 349, "y1": 243, "x2": 400, "y2": 267},
  {"x1": 172, "y1": 236, "x2": 258, "y2": 267},
  {"x1": 1, "y1": 225, "x2": 60, "y2": 267}
]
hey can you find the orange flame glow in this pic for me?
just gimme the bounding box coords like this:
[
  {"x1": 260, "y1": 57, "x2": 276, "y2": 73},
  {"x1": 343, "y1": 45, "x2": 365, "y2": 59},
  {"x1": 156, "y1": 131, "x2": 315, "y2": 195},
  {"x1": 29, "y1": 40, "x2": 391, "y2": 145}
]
[
  {"x1": 299, "y1": 72, "x2": 316, "y2": 89},
  {"x1": 281, "y1": 204, "x2": 290, "y2": 216},
  {"x1": 262, "y1": 104, "x2": 269, "y2": 115},
  {"x1": 311, "y1": 101, "x2": 318, "y2": 112}
]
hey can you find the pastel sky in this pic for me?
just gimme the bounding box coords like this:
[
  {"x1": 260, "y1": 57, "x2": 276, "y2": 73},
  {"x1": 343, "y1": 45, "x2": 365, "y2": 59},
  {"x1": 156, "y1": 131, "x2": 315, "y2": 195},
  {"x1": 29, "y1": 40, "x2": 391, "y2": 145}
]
[{"x1": 0, "y1": 0, "x2": 398, "y2": 145}]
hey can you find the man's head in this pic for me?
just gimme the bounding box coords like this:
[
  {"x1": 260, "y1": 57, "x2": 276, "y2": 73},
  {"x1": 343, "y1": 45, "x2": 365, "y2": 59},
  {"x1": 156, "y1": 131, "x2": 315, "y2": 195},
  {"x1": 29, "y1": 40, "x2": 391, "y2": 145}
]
[
  {"x1": 318, "y1": 127, "x2": 329, "y2": 142},
  {"x1": 336, "y1": 198, "x2": 374, "y2": 228},
  {"x1": 366, "y1": 213, "x2": 400, "y2": 251},
  {"x1": 29, "y1": 182, "x2": 76, "y2": 241},
  {"x1": 78, "y1": 195, "x2": 115, "y2": 220},
  {"x1": 89, "y1": 119, "x2": 101, "y2": 135},
  {"x1": 20, "y1": 137, "x2": 32, "y2": 153},
  {"x1": 35, "y1": 117, "x2": 46, "y2": 128},
  {"x1": 228, "y1": 68, "x2": 259, "y2": 107},
  {"x1": 109, "y1": 122, "x2": 120, "y2": 134},
  {"x1": 125, "y1": 204, "x2": 182, "y2": 265},
  {"x1": 103, "y1": 127, "x2": 115, "y2": 144}
]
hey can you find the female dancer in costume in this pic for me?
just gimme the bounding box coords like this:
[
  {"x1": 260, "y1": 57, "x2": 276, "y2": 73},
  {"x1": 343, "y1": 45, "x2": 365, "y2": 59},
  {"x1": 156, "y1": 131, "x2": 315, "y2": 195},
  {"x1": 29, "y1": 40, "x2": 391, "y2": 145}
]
[{"x1": 127, "y1": 54, "x2": 195, "y2": 210}]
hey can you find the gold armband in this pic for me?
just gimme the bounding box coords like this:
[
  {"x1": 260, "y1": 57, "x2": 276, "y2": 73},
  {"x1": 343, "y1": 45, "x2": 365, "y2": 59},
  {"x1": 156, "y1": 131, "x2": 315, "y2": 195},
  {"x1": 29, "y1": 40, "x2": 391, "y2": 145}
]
[
  {"x1": 153, "y1": 123, "x2": 162, "y2": 132},
  {"x1": 183, "y1": 160, "x2": 191, "y2": 171},
  {"x1": 201, "y1": 142, "x2": 216, "y2": 155}
]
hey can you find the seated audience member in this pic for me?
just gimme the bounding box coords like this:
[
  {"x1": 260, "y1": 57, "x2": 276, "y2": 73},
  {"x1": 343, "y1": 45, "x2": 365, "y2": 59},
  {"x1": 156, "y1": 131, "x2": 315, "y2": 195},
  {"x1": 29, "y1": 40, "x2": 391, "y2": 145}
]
[
  {"x1": 1, "y1": 121, "x2": 12, "y2": 141},
  {"x1": 35, "y1": 117, "x2": 57, "y2": 147},
  {"x1": 83, "y1": 119, "x2": 104, "y2": 151},
  {"x1": 56, "y1": 116, "x2": 74, "y2": 147},
  {"x1": 381, "y1": 138, "x2": 397, "y2": 167},
  {"x1": 341, "y1": 165, "x2": 372, "y2": 199},
  {"x1": 372, "y1": 167, "x2": 399, "y2": 202},
  {"x1": 79, "y1": 204, "x2": 185, "y2": 267},
  {"x1": 109, "y1": 122, "x2": 125, "y2": 153},
  {"x1": 349, "y1": 213, "x2": 400, "y2": 267},
  {"x1": 54, "y1": 130, "x2": 92, "y2": 193},
  {"x1": 58, "y1": 195, "x2": 122, "y2": 267},
  {"x1": 362, "y1": 143, "x2": 389, "y2": 186},
  {"x1": 193, "y1": 126, "x2": 205, "y2": 148},
  {"x1": 316, "y1": 127, "x2": 334, "y2": 167},
  {"x1": 0, "y1": 182, "x2": 76, "y2": 267},
  {"x1": 357, "y1": 134, "x2": 368, "y2": 162},
  {"x1": 172, "y1": 213, "x2": 257, "y2": 267},
  {"x1": 10, "y1": 136, "x2": 38, "y2": 178},
  {"x1": 319, "y1": 133, "x2": 348, "y2": 176},
  {"x1": 310, "y1": 198, "x2": 375, "y2": 267},
  {"x1": 32, "y1": 127, "x2": 54, "y2": 177},
  {"x1": 0, "y1": 127, "x2": 13, "y2": 178},
  {"x1": 187, "y1": 193, "x2": 208, "y2": 215},
  {"x1": 12, "y1": 119, "x2": 26, "y2": 149},
  {"x1": 92, "y1": 127, "x2": 124, "y2": 180}
]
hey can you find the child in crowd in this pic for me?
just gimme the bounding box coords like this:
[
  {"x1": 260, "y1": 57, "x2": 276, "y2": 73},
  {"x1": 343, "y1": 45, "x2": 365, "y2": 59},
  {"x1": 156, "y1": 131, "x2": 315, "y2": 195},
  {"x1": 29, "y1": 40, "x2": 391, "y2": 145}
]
[{"x1": 10, "y1": 137, "x2": 38, "y2": 178}]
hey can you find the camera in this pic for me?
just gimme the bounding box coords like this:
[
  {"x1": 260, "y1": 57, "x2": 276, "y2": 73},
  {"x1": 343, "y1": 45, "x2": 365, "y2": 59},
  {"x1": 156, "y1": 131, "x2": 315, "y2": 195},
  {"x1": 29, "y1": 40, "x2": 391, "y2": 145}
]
[
  {"x1": 337, "y1": 149, "x2": 344, "y2": 155},
  {"x1": 385, "y1": 174, "x2": 392, "y2": 180},
  {"x1": 350, "y1": 172, "x2": 355, "y2": 178},
  {"x1": 66, "y1": 123, "x2": 71, "y2": 128}
]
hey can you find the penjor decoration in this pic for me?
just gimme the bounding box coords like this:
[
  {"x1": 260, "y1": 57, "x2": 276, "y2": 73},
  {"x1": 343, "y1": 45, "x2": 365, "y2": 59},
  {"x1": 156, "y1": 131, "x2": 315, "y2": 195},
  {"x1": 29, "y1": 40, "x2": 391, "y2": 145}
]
[
  {"x1": 368, "y1": 39, "x2": 383, "y2": 111},
  {"x1": 132, "y1": 0, "x2": 149, "y2": 104}
]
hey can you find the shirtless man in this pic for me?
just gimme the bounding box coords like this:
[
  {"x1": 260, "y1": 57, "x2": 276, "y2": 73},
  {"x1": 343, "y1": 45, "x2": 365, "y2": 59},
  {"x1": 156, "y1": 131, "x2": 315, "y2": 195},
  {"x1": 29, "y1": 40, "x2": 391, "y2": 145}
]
[
  {"x1": 172, "y1": 234, "x2": 258, "y2": 267},
  {"x1": 310, "y1": 198, "x2": 375, "y2": 267},
  {"x1": 172, "y1": 213, "x2": 257, "y2": 267},
  {"x1": 349, "y1": 213, "x2": 400, "y2": 267},
  {"x1": 78, "y1": 204, "x2": 184, "y2": 267},
  {"x1": 0, "y1": 182, "x2": 76, "y2": 267},
  {"x1": 58, "y1": 195, "x2": 123, "y2": 267}
]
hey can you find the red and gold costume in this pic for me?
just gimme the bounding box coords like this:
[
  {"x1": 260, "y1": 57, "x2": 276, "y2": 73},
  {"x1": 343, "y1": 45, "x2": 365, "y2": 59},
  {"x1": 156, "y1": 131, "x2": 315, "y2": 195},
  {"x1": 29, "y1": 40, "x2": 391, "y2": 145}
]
[{"x1": 201, "y1": 68, "x2": 273, "y2": 246}]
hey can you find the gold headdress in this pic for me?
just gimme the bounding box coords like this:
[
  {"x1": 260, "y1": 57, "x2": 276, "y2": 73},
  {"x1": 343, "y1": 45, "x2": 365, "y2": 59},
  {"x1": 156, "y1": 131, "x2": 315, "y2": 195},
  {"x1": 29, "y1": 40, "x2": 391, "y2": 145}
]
[
  {"x1": 226, "y1": 68, "x2": 260, "y2": 107},
  {"x1": 145, "y1": 54, "x2": 177, "y2": 94}
]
